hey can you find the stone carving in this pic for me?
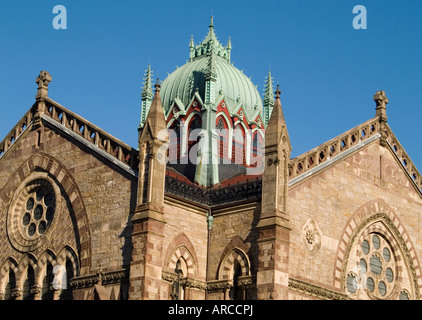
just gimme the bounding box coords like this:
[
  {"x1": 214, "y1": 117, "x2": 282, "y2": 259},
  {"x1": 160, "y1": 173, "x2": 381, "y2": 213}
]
[
  {"x1": 165, "y1": 174, "x2": 261, "y2": 206},
  {"x1": 302, "y1": 219, "x2": 322, "y2": 254}
]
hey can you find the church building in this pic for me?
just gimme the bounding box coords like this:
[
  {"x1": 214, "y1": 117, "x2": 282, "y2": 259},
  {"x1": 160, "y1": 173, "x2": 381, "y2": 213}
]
[{"x1": 0, "y1": 18, "x2": 421, "y2": 300}]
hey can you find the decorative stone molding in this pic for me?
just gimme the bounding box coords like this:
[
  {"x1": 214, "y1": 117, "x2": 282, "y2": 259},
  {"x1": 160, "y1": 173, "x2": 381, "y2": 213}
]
[
  {"x1": 42, "y1": 98, "x2": 139, "y2": 173},
  {"x1": 165, "y1": 173, "x2": 261, "y2": 206},
  {"x1": 207, "y1": 279, "x2": 233, "y2": 293},
  {"x1": 289, "y1": 278, "x2": 349, "y2": 300},
  {"x1": 207, "y1": 275, "x2": 255, "y2": 293},
  {"x1": 289, "y1": 117, "x2": 380, "y2": 180},
  {"x1": 302, "y1": 219, "x2": 322, "y2": 254},
  {"x1": 70, "y1": 268, "x2": 129, "y2": 289},
  {"x1": 161, "y1": 271, "x2": 207, "y2": 291},
  {"x1": 6, "y1": 176, "x2": 63, "y2": 253},
  {"x1": 335, "y1": 199, "x2": 421, "y2": 299}
]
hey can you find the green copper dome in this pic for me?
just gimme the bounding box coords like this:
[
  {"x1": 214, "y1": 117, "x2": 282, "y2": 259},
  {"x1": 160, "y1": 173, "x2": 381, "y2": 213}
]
[{"x1": 160, "y1": 18, "x2": 263, "y2": 120}]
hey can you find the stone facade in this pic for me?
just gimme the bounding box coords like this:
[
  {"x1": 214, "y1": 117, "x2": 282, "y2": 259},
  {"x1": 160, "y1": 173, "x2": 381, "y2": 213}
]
[{"x1": 1, "y1": 43, "x2": 421, "y2": 301}]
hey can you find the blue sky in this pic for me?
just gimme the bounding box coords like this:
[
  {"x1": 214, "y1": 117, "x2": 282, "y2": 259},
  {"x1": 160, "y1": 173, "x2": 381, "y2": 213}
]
[{"x1": 0, "y1": 0, "x2": 421, "y2": 171}]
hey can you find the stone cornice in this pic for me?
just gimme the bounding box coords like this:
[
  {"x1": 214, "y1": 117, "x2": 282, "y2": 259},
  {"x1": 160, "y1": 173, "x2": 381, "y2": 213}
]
[
  {"x1": 69, "y1": 268, "x2": 129, "y2": 289},
  {"x1": 288, "y1": 278, "x2": 349, "y2": 300}
]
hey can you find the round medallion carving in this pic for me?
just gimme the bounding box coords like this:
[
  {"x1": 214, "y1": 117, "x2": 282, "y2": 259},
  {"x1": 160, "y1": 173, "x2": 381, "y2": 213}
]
[
  {"x1": 302, "y1": 219, "x2": 322, "y2": 254},
  {"x1": 6, "y1": 177, "x2": 60, "y2": 252}
]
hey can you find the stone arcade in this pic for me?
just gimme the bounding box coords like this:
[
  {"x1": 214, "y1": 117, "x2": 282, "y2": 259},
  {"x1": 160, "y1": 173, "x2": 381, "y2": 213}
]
[{"x1": 0, "y1": 18, "x2": 421, "y2": 300}]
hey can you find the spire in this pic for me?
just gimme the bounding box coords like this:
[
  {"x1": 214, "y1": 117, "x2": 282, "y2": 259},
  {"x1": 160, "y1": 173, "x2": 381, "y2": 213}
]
[
  {"x1": 226, "y1": 37, "x2": 232, "y2": 63},
  {"x1": 266, "y1": 84, "x2": 289, "y2": 150},
  {"x1": 263, "y1": 70, "x2": 275, "y2": 126},
  {"x1": 270, "y1": 84, "x2": 286, "y2": 125},
  {"x1": 146, "y1": 78, "x2": 167, "y2": 134},
  {"x1": 139, "y1": 65, "x2": 154, "y2": 130},
  {"x1": 141, "y1": 64, "x2": 153, "y2": 99},
  {"x1": 189, "y1": 35, "x2": 195, "y2": 62},
  {"x1": 189, "y1": 16, "x2": 231, "y2": 62},
  {"x1": 227, "y1": 36, "x2": 232, "y2": 50}
]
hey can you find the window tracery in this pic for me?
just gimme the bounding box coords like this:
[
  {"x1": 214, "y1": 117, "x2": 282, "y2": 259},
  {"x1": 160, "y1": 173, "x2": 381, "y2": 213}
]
[{"x1": 345, "y1": 222, "x2": 414, "y2": 300}]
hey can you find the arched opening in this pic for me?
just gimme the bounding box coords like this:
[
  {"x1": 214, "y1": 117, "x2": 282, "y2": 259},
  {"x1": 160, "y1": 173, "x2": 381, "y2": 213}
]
[
  {"x1": 22, "y1": 265, "x2": 35, "y2": 300},
  {"x1": 187, "y1": 114, "x2": 202, "y2": 164},
  {"x1": 171, "y1": 258, "x2": 188, "y2": 300},
  {"x1": 251, "y1": 131, "x2": 263, "y2": 168},
  {"x1": 341, "y1": 216, "x2": 418, "y2": 300},
  {"x1": 232, "y1": 124, "x2": 245, "y2": 165},
  {"x1": 229, "y1": 260, "x2": 244, "y2": 300},
  {"x1": 4, "y1": 270, "x2": 16, "y2": 300},
  {"x1": 60, "y1": 258, "x2": 75, "y2": 300},
  {"x1": 168, "y1": 121, "x2": 181, "y2": 163},
  {"x1": 41, "y1": 262, "x2": 54, "y2": 300},
  {"x1": 216, "y1": 116, "x2": 229, "y2": 162}
]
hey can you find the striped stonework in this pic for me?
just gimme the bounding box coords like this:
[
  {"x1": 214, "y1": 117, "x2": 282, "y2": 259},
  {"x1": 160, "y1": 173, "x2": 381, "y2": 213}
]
[
  {"x1": 168, "y1": 246, "x2": 196, "y2": 278},
  {"x1": 219, "y1": 248, "x2": 250, "y2": 280}
]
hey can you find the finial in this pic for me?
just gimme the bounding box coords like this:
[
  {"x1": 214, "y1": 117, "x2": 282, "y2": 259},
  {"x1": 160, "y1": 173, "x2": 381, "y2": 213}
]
[
  {"x1": 275, "y1": 84, "x2": 281, "y2": 99},
  {"x1": 227, "y1": 36, "x2": 232, "y2": 50},
  {"x1": 374, "y1": 90, "x2": 388, "y2": 121},
  {"x1": 35, "y1": 71, "x2": 52, "y2": 100},
  {"x1": 209, "y1": 15, "x2": 214, "y2": 29},
  {"x1": 155, "y1": 78, "x2": 161, "y2": 93}
]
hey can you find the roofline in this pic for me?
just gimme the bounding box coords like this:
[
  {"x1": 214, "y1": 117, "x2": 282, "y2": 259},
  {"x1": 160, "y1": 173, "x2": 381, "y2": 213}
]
[
  {"x1": 41, "y1": 114, "x2": 138, "y2": 178},
  {"x1": 289, "y1": 132, "x2": 381, "y2": 187},
  {"x1": 0, "y1": 97, "x2": 140, "y2": 178}
]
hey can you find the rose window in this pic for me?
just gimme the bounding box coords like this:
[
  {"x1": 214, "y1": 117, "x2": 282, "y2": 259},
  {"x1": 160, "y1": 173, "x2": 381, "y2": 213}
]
[
  {"x1": 7, "y1": 178, "x2": 57, "y2": 252},
  {"x1": 22, "y1": 187, "x2": 55, "y2": 238},
  {"x1": 347, "y1": 233, "x2": 398, "y2": 298}
]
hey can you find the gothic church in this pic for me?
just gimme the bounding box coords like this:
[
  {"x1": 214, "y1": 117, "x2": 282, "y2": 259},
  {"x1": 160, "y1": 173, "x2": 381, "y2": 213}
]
[{"x1": 1, "y1": 18, "x2": 421, "y2": 300}]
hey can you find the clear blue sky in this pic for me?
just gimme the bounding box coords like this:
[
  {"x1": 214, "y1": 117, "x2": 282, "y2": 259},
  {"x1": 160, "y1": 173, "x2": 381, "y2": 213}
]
[{"x1": 1, "y1": 0, "x2": 421, "y2": 171}]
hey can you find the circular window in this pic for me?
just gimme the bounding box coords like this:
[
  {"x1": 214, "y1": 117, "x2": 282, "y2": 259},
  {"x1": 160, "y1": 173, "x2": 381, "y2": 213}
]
[
  {"x1": 21, "y1": 187, "x2": 55, "y2": 238},
  {"x1": 7, "y1": 178, "x2": 58, "y2": 252},
  {"x1": 351, "y1": 233, "x2": 397, "y2": 299}
]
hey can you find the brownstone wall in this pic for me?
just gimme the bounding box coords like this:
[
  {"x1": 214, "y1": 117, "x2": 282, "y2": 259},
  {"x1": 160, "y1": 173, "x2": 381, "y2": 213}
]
[
  {"x1": 207, "y1": 202, "x2": 261, "y2": 299},
  {"x1": 0, "y1": 121, "x2": 137, "y2": 297},
  {"x1": 287, "y1": 140, "x2": 422, "y2": 299}
]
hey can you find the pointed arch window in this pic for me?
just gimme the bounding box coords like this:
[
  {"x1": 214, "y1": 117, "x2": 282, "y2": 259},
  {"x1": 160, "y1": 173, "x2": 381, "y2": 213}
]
[
  {"x1": 42, "y1": 262, "x2": 54, "y2": 300},
  {"x1": 216, "y1": 116, "x2": 229, "y2": 161},
  {"x1": 22, "y1": 265, "x2": 35, "y2": 300},
  {"x1": 232, "y1": 124, "x2": 246, "y2": 165},
  {"x1": 251, "y1": 131, "x2": 263, "y2": 168},
  {"x1": 187, "y1": 115, "x2": 202, "y2": 163},
  {"x1": 229, "y1": 260, "x2": 244, "y2": 300},
  {"x1": 344, "y1": 221, "x2": 415, "y2": 300},
  {"x1": 4, "y1": 270, "x2": 16, "y2": 300},
  {"x1": 168, "y1": 121, "x2": 181, "y2": 163},
  {"x1": 171, "y1": 258, "x2": 187, "y2": 301},
  {"x1": 60, "y1": 258, "x2": 75, "y2": 300}
]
